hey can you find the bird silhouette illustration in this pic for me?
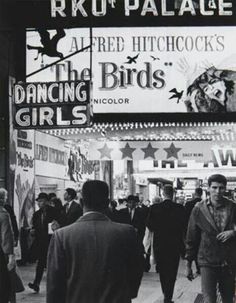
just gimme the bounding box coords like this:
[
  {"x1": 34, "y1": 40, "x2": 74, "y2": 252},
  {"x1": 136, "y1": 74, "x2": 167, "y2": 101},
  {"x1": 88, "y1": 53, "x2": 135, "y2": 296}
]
[
  {"x1": 150, "y1": 55, "x2": 160, "y2": 61},
  {"x1": 27, "y1": 28, "x2": 66, "y2": 63},
  {"x1": 169, "y1": 88, "x2": 184, "y2": 103},
  {"x1": 125, "y1": 54, "x2": 139, "y2": 64}
]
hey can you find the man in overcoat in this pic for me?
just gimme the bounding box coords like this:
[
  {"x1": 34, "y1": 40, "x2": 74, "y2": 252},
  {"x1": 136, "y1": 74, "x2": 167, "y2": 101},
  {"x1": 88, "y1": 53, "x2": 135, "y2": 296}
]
[
  {"x1": 28, "y1": 192, "x2": 58, "y2": 293},
  {"x1": 47, "y1": 180, "x2": 144, "y2": 303}
]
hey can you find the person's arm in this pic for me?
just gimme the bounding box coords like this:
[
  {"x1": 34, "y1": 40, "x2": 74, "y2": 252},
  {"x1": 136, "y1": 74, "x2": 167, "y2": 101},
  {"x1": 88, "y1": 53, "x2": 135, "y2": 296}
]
[
  {"x1": 185, "y1": 206, "x2": 201, "y2": 280},
  {"x1": 216, "y1": 204, "x2": 236, "y2": 242},
  {"x1": 1, "y1": 213, "x2": 15, "y2": 271},
  {"x1": 46, "y1": 231, "x2": 67, "y2": 303},
  {"x1": 125, "y1": 226, "x2": 144, "y2": 299},
  {"x1": 4, "y1": 205, "x2": 19, "y2": 245}
]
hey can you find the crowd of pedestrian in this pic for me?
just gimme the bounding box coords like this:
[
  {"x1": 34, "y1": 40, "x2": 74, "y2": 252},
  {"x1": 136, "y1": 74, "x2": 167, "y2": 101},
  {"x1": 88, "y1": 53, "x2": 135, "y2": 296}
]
[{"x1": 1, "y1": 174, "x2": 236, "y2": 303}]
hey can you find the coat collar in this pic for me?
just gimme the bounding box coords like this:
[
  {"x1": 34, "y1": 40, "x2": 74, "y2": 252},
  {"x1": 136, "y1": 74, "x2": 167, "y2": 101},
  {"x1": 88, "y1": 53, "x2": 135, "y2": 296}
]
[
  {"x1": 78, "y1": 211, "x2": 110, "y2": 222},
  {"x1": 201, "y1": 198, "x2": 234, "y2": 232},
  {"x1": 201, "y1": 200, "x2": 219, "y2": 231}
]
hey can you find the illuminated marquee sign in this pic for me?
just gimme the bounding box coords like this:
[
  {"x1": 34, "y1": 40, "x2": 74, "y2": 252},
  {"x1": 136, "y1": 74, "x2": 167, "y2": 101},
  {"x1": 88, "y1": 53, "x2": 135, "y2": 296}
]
[
  {"x1": 27, "y1": 27, "x2": 236, "y2": 114},
  {"x1": 13, "y1": 80, "x2": 91, "y2": 129},
  {"x1": 50, "y1": 0, "x2": 234, "y2": 18}
]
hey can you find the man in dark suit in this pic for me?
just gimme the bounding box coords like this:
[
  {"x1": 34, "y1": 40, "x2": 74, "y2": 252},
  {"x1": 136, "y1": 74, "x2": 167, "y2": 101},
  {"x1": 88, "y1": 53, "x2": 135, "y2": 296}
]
[
  {"x1": 185, "y1": 187, "x2": 203, "y2": 224},
  {"x1": 146, "y1": 184, "x2": 186, "y2": 303},
  {"x1": 117, "y1": 195, "x2": 146, "y2": 244},
  {"x1": 28, "y1": 193, "x2": 58, "y2": 293},
  {"x1": 47, "y1": 180, "x2": 144, "y2": 303},
  {"x1": 61, "y1": 188, "x2": 82, "y2": 226}
]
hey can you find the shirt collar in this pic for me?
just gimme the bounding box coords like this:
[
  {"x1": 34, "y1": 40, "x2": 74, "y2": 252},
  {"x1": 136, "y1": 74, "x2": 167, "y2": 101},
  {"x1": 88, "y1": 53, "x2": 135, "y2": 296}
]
[
  {"x1": 83, "y1": 211, "x2": 102, "y2": 217},
  {"x1": 206, "y1": 198, "x2": 226, "y2": 209},
  {"x1": 66, "y1": 200, "x2": 73, "y2": 208}
]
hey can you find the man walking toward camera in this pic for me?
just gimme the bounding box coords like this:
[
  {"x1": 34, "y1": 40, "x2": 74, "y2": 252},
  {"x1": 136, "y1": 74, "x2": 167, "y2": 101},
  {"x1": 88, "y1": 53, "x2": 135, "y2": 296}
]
[
  {"x1": 186, "y1": 174, "x2": 236, "y2": 303},
  {"x1": 47, "y1": 180, "x2": 144, "y2": 303}
]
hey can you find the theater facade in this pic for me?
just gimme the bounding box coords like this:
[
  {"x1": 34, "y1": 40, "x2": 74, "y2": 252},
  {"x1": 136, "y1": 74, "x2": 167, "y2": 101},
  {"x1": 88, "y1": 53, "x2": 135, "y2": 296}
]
[{"x1": 1, "y1": 0, "x2": 236, "y2": 226}]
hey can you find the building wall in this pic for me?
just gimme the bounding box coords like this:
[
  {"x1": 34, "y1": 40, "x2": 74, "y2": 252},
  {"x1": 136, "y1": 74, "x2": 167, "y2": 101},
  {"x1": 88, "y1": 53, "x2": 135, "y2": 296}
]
[
  {"x1": 0, "y1": 31, "x2": 11, "y2": 189},
  {"x1": 0, "y1": 29, "x2": 25, "y2": 198}
]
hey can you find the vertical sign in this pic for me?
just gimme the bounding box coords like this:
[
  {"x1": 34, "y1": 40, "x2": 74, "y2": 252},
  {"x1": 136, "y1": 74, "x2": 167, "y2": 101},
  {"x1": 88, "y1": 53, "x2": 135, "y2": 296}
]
[{"x1": 14, "y1": 129, "x2": 35, "y2": 232}]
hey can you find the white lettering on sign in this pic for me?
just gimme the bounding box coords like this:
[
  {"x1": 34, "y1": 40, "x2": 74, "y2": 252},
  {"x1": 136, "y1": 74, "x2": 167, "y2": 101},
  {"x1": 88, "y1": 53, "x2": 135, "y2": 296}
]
[
  {"x1": 51, "y1": 0, "x2": 233, "y2": 17},
  {"x1": 13, "y1": 80, "x2": 90, "y2": 128},
  {"x1": 14, "y1": 81, "x2": 88, "y2": 104}
]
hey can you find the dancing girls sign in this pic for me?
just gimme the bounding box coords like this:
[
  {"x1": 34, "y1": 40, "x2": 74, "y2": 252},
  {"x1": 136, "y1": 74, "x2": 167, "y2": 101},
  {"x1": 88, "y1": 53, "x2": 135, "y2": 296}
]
[
  {"x1": 26, "y1": 26, "x2": 236, "y2": 114},
  {"x1": 13, "y1": 80, "x2": 91, "y2": 128}
]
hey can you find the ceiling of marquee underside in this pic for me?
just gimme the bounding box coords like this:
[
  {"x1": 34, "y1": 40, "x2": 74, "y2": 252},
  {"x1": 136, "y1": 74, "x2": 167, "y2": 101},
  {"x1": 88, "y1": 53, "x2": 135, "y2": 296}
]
[{"x1": 42, "y1": 122, "x2": 236, "y2": 142}]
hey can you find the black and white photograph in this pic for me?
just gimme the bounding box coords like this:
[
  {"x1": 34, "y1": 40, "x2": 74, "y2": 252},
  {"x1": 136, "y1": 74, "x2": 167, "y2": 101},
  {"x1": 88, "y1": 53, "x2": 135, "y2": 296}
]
[{"x1": 1, "y1": 0, "x2": 236, "y2": 302}]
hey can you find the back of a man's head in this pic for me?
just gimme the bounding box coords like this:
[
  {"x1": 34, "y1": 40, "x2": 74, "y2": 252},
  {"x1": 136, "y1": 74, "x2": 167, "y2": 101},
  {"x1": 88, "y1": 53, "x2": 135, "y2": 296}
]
[
  {"x1": 195, "y1": 187, "x2": 203, "y2": 198},
  {"x1": 82, "y1": 180, "x2": 109, "y2": 211},
  {"x1": 163, "y1": 184, "x2": 174, "y2": 200}
]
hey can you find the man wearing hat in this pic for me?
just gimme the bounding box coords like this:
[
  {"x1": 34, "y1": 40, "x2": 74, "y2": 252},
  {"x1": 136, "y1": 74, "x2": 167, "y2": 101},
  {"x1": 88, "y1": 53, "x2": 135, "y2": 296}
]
[
  {"x1": 117, "y1": 195, "x2": 146, "y2": 243},
  {"x1": 28, "y1": 192, "x2": 58, "y2": 293}
]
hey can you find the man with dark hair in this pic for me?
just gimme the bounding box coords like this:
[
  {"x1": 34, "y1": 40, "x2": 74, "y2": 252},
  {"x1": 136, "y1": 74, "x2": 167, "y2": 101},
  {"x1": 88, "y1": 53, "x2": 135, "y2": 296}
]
[
  {"x1": 47, "y1": 180, "x2": 143, "y2": 303},
  {"x1": 62, "y1": 188, "x2": 82, "y2": 226},
  {"x1": 186, "y1": 174, "x2": 236, "y2": 303},
  {"x1": 117, "y1": 195, "x2": 146, "y2": 244},
  {"x1": 146, "y1": 184, "x2": 186, "y2": 303}
]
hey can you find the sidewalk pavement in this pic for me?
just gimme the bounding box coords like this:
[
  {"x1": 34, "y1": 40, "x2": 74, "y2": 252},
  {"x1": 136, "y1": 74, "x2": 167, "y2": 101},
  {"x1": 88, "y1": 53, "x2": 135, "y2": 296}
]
[{"x1": 17, "y1": 259, "x2": 202, "y2": 303}]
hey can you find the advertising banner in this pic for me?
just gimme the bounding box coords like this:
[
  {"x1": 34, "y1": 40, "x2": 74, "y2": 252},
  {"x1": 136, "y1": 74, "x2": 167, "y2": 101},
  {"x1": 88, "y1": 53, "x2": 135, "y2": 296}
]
[
  {"x1": 88, "y1": 140, "x2": 236, "y2": 169},
  {"x1": 27, "y1": 26, "x2": 236, "y2": 114},
  {"x1": 13, "y1": 80, "x2": 91, "y2": 129},
  {"x1": 14, "y1": 129, "x2": 35, "y2": 230},
  {"x1": 35, "y1": 131, "x2": 67, "y2": 179}
]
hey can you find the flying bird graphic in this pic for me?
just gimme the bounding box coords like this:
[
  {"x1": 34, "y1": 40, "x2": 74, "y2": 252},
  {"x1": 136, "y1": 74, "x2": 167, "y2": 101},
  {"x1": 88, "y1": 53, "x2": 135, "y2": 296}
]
[
  {"x1": 169, "y1": 88, "x2": 184, "y2": 103},
  {"x1": 125, "y1": 54, "x2": 139, "y2": 64},
  {"x1": 150, "y1": 55, "x2": 160, "y2": 61},
  {"x1": 27, "y1": 28, "x2": 66, "y2": 63}
]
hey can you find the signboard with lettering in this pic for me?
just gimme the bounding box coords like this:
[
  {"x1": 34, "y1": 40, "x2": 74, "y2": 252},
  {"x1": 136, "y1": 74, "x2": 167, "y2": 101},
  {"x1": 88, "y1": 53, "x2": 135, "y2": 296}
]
[
  {"x1": 87, "y1": 140, "x2": 236, "y2": 169},
  {"x1": 3, "y1": 1, "x2": 236, "y2": 29},
  {"x1": 14, "y1": 129, "x2": 35, "y2": 231},
  {"x1": 35, "y1": 131, "x2": 67, "y2": 179},
  {"x1": 13, "y1": 80, "x2": 91, "y2": 129},
  {"x1": 27, "y1": 27, "x2": 236, "y2": 115}
]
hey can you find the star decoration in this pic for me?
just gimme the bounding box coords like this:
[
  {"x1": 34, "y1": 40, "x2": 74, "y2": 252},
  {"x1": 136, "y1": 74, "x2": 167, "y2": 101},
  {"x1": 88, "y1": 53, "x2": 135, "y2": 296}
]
[
  {"x1": 164, "y1": 143, "x2": 182, "y2": 159},
  {"x1": 141, "y1": 143, "x2": 159, "y2": 159},
  {"x1": 120, "y1": 143, "x2": 136, "y2": 159},
  {"x1": 97, "y1": 143, "x2": 113, "y2": 159}
]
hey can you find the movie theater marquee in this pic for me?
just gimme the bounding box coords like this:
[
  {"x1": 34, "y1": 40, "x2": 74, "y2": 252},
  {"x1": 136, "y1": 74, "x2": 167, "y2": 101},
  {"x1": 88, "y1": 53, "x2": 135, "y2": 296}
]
[
  {"x1": 51, "y1": 0, "x2": 234, "y2": 17},
  {"x1": 27, "y1": 26, "x2": 236, "y2": 114}
]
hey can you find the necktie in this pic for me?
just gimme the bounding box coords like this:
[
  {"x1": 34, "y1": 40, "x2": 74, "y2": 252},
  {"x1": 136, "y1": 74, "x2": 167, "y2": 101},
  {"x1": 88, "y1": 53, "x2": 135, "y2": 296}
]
[
  {"x1": 65, "y1": 203, "x2": 70, "y2": 213},
  {"x1": 129, "y1": 208, "x2": 134, "y2": 221}
]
